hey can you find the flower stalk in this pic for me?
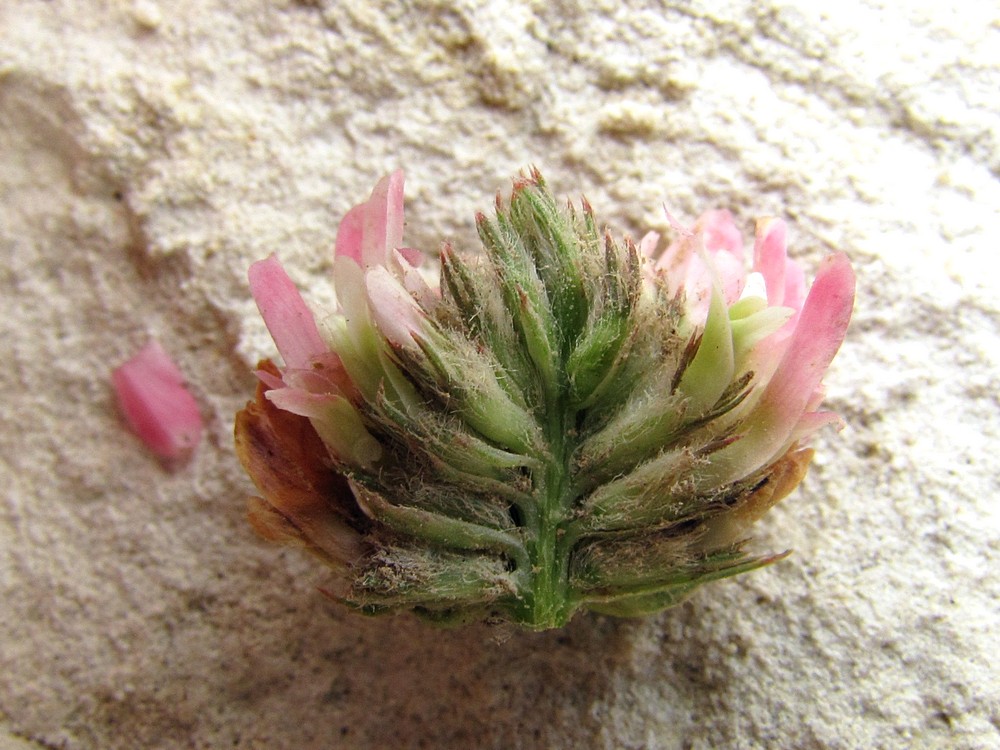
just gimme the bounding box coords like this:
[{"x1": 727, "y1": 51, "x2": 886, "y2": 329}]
[{"x1": 235, "y1": 169, "x2": 855, "y2": 629}]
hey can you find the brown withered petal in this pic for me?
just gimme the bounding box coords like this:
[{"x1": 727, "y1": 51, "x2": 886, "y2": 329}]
[
  {"x1": 699, "y1": 447, "x2": 814, "y2": 550},
  {"x1": 234, "y1": 360, "x2": 368, "y2": 566}
]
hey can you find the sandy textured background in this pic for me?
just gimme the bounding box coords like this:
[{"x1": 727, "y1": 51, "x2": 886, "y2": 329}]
[{"x1": 2, "y1": 1, "x2": 999, "y2": 748}]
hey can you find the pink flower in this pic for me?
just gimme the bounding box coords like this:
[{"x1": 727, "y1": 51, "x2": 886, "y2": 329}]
[
  {"x1": 247, "y1": 253, "x2": 329, "y2": 373},
  {"x1": 645, "y1": 210, "x2": 855, "y2": 488},
  {"x1": 649, "y1": 209, "x2": 748, "y2": 318},
  {"x1": 246, "y1": 171, "x2": 433, "y2": 468},
  {"x1": 707, "y1": 249, "x2": 855, "y2": 485},
  {"x1": 332, "y1": 170, "x2": 436, "y2": 322},
  {"x1": 112, "y1": 340, "x2": 202, "y2": 461},
  {"x1": 248, "y1": 255, "x2": 352, "y2": 410}
]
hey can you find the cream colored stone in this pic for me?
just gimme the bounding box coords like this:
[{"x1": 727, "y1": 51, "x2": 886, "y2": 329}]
[{"x1": 1, "y1": 1, "x2": 998, "y2": 748}]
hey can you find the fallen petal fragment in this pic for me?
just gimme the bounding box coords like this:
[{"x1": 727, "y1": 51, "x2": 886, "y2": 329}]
[{"x1": 113, "y1": 340, "x2": 202, "y2": 461}]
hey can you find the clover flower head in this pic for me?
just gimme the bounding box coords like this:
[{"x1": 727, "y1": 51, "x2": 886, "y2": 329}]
[{"x1": 236, "y1": 169, "x2": 855, "y2": 629}]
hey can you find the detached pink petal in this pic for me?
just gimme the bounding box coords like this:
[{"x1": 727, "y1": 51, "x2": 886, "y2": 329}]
[
  {"x1": 248, "y1": 254, "x2": 327, "y2": 371},
  {"x1": 112, "y1": 340, "x2": 202, "y2": 461}
]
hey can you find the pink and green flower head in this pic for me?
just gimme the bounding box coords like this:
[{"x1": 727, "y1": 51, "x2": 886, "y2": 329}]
[{"x1": 236, "y1": 169, "x2": 855, "y2": 629}]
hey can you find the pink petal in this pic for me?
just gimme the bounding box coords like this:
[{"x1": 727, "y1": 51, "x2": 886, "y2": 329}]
[
  {"x1": 702, "y1": 253, "x2": 855, "y2": 485},
  {"x1": 265, "y1": 386, "x2": 335, "y2": 420},
  {"x1": 254, "y1": 368, "x2": 285, "y2": 390},
  {"x1": 396, "y1": 246, "x2": 424, "y2": 267},
  {"x1": 804, "y1": 383, "x2": 827, "y2": 414},
  {"x1": 710, "y1": 250, "x2": 747, "y2": 305},
  {"x1": 752, "y1": 218, "x2": 788, "y2": 307},
  {"x1": 365, "y1": 265, "x2": 425, "y2": 348},
  {"x1": 334, "y1": 171, "x2": 405, "y2": 269},
  {"x1": 654, "y1": 234, "x2": 693, "y2": 278},
  {"x1": 653, "y1": 210, "x2": 695, "y2": 280},
  {"x1": 638, "y1": 231, "x2": 660, "y2": 260},
  {"x1": 282, "y1": 352, "x2": 356, "y2": 398},
  {"x1": 266, "y1": 387, "x2": 382, "y2": 467},
  {"x1": 248, "y1": 254, "x2": 327, "y2": 371},
  {"x1": 783, "y1": 258, "x2": 806, "y2": 313},
  {"x1": 683, "y1": 262, "x2": 714, "y2": 320},
  {"x1": 654, "y1": 211, "x2": 748, "y2": 317},
  {"x1": 697, "y1": 209, "x2": 743, "y2": 258},
  {"x1": 333, "y1": 204, "x2": 366, "y2": 265},
  {"x1": 366, "y1": 170, "x2": 405, "y2": 265},
  {"x1": 655, "y1": 231, "x2": 711, "y2": 316},
  {"x1": 790, "y1": 410, "x2": 844, "y2": 444},
  {"x1": 392, "y1": 249, "x2": 436, "y2": 309},
  {"x1": 662, "y1": 205, "x2": 690, "y2": 235},
  {"x1": 112, "y1": 340, "x2": 202, "y2": 461},
  {"x1": 696, "y1": 211, "x2": 745, "y2": 303},
  {"x1": 763, "y1": 252, "x2": 855, "y2": 428}
]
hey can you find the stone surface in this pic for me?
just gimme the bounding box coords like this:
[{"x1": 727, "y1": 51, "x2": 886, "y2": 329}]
[{"x1": 1, "y1": 1, "x2": 998, "y2": 748}]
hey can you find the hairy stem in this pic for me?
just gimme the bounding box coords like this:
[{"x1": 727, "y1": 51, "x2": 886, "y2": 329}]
[{"x1": 518, "y1": 390, "x2": 577, "y2": 629}]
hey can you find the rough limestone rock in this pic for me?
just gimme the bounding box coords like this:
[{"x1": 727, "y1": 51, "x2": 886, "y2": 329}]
[{"x1": 1, "y1": 2, "x2": 998, "y2": 748}]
